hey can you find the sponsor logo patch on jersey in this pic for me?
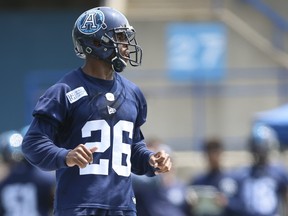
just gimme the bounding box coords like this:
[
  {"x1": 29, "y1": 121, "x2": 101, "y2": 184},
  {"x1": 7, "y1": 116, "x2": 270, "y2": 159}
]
[
  {"x1": 76, "y1": 9, "x2": 107, "y2": 35},
  {"x1": 66, "y1": 87, "x2": 88, "y2": 103}
]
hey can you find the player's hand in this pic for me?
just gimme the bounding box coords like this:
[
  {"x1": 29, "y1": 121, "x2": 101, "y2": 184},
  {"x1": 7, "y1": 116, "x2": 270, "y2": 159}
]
[
  {"x1": 149, "y1": 150, "x2": 172, "y2": 174},
  {"x1": 65, "y1": 144, "x2": 97, "y2": 168}
]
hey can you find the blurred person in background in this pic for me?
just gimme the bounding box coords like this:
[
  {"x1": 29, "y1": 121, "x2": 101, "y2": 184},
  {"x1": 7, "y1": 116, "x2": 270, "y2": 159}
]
[
  {"x1": 229, "y1": 123, "x2": 288, "y2": 216},
  {"x1": 132, "y1": 137, "x2": 191, "y2": 216},
  {"x1": 187, "y1": 138, "x2": 237, "y2": 216},
  {"x1": 0, "y1": 128, "x2": 55, "y2": 216}
]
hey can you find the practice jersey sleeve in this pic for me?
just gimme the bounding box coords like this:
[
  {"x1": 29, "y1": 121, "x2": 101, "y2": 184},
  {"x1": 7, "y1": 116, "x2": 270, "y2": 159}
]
[
  {"x1": 129, "y1": 81, "x2": 156, "y2": 177},
  {"x1": 131, "y1": 127, "x2": 155, "y2": 176},
  {"x1": 22, "y1": 83, "x2": 71, "y2": 171},
  {"x1": 32, "y1": 83, "x2": 71, "y2": 124},
  {"x1": 22, "y1": 118, "x2": 70, "y2": 171}
]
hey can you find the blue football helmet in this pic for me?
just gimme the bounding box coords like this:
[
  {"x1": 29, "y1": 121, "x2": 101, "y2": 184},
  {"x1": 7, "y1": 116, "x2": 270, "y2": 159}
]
[
  {"x1": 0, "y1": 130, "x2": 24, "y2": 163},
  {"x1": 249, "y1": 123, "x2": 279, "y2": 154},
  {"x1": 72, "y1": 7, "x2": 142, "y2": 72}
]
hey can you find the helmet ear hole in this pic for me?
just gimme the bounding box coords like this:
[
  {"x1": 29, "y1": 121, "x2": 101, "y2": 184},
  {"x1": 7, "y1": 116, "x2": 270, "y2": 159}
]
[{"x1": 85, "y1": 47, "x2": 93, "y2": 54}]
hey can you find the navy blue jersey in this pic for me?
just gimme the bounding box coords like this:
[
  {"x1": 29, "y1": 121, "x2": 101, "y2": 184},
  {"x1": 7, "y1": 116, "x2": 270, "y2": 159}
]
[
  {"x1": 230, "y1": 164, "x2": 288, "y2": 216},
  {"x1": 189, "y1": 170, "x2": 237, "y2": 216},
  {"x1": 191, "y1": 171, "x2": 224, "y2": 189},
  {"x1": 190, "y1": 170, "x2": 235, "y2": 195},
  {"x1": 0, "y1": 162, "x2": 55, "y2": 216},
  {"x1": 22, "y1": 68, "x2": 155, "y2": 213}
]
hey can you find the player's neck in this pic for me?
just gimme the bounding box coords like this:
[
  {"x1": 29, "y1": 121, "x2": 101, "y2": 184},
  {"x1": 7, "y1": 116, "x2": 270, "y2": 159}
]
[{"x1": 82, "y1": 59, "x2": 114, "y2": 80}]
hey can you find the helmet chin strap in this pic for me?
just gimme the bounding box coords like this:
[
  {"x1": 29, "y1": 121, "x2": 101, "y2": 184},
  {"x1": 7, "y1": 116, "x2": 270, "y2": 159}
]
[
  {"x1": 111, "y1": 56, "x2": 127, "y2": 73},
  {"x1": 86, "y1": 45, "x2": 127, "y2": 72}
]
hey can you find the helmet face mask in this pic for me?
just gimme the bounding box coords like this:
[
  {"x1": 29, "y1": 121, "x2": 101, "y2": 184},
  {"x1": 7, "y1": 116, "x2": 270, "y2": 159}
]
[
  {"x1": 72, "y1": 7, "x2": 142, "y2": 72},
  {"x1": 113, "y1": 28, "x2": 142, "y2": 64}
]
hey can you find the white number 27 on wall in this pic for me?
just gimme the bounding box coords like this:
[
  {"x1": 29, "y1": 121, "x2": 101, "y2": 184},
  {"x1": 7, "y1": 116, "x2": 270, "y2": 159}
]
[{"x1": 80, "y1": 120, "x2": 133, "y2": 177}]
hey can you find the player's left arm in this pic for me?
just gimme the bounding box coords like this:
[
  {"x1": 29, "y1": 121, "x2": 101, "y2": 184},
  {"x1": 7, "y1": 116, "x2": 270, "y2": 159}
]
[
  {"x1": 130, "y1": 85, "x2": 172, "y2": 175},
  {"x1": 130, "y1": 127, "x2": 172, "y2": 176},
  {"x1": 130, "y1": 127, "x2": 155, "y2": 176},
  {"x1": 149, "y1": 150, "x2": 172, "y2": 174}
]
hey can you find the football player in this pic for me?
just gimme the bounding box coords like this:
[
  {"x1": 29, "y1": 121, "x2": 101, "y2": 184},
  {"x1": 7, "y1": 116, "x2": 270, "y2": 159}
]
[
  {"x1": 187, "y1": 138, "x2": 237, "y2": 216},
  {"x1": 0, "y1": 129, "x2": 55, "y2": 216},
  {"x1": 22, "y1": 6, "x2": 172, "y2": 216},
  {"x1": 229, "y1": 124, "x2": 288, "y2": 216}
]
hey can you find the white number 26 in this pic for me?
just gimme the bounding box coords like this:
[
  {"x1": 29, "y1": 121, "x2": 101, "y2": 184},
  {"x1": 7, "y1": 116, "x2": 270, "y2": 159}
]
[{"x1": 80, "y1": 120, "x2": 133, "y2": 177}]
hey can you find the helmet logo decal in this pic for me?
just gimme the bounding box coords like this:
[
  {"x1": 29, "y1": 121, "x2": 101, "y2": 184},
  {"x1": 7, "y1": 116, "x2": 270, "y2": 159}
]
[{"x1": 77, "y1": 9, "x2": 106, "y2": 35}]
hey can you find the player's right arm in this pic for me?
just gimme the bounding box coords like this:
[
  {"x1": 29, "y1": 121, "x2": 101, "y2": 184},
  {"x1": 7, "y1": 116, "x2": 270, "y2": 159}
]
[
  {"x1": 22, "y1": 79, "x2": 97, "y2": 170},
  {"x1": 22, "y1": 117, "x2": 70, "y2": 171},
  {"x1": 22, "y1": 117, "x2": 96, "y2": 171}
]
